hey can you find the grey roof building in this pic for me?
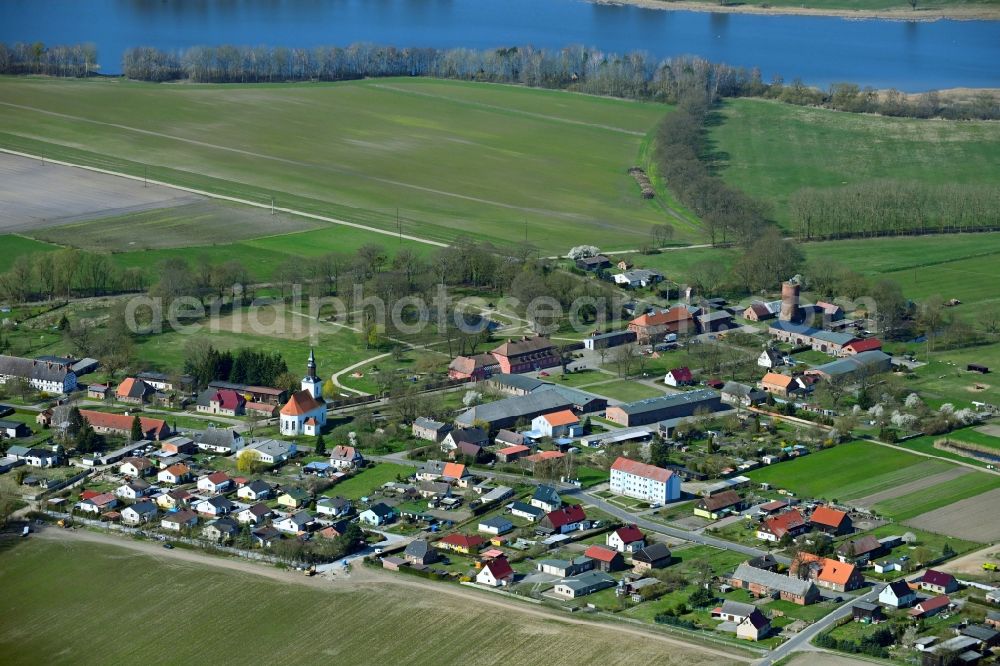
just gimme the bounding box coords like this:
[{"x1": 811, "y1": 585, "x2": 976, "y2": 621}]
[
  {"x1": 455, "y1": 390, "x2": 576, "y2": 430},
  {"x1": 807, "y1": 350, "x2": 893, "y2": 379},
  {"x1": 731, "y1": 562, "x2": 819, "y2": 600},
  {"x1": 606, "y1": 389, "x2": 724, "y2": 427}
]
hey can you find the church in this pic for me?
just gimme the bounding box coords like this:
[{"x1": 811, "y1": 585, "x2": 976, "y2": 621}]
[{"x1": 279, "y1": 349, "x2": 327, "y2": 437}]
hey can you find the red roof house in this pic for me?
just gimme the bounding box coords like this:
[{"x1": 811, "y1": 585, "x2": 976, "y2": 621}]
[
  {"x1": 756, "y1": 509, "x2": 808, "y2": 542},
  {"x1": 584, "y1": 545, "x2": 626, "y2": 571},
  {"x1": 842, "y1": 338, "x2": 883, "y2": 355},
  {"x1": 910, "y1": 595, "x2": 951, "y2": 618},
  {"x1": 437, "y1": 533, "x2": 485, "y2": 554},
  {"x1": 79, "y1": 409, "x2": 170, "y2": 440},
  {"x1": 809, "y1": 506, "x2": 853, "y2": 535},
  {"x1": 539, "y1": 504, "x2": 587, "y2": 534},
  {"x1": 664, "y1": 367, "x2": 694, "y2": 387}
]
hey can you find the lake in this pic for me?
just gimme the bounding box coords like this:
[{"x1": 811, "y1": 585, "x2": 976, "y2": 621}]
[{"x1": 1, "y1": 0, "x2": 998, "y2": 91}]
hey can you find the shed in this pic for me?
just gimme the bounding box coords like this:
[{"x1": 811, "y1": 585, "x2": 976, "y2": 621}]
[{"x1": 968, "y1": 364, "x2": 989, "y2": 374}]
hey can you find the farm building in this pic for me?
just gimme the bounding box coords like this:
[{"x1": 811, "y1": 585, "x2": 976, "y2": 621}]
[
  {"x1": 729, "y1": 562, "x2": 820, "y2": 605},
  {"x1": 582, "y1": 330, "x2": 637, "y2": 350},
  {"x1": 768, "y1": 321, "x2": 857, "y2": 354},
  {"x1": 805, "y1": 351, "x2": 893, "y2": 381},
  {"x1": 604, "y1": 390, "x2": 722, "y2": 427}
]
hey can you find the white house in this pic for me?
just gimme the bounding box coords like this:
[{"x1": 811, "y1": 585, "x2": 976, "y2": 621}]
[
  {"x1": 244, "y1": 439, "x2": 295, "y2": 465},
  {"x1": 237, "y1": 480, "x2": 273, "y2": 501},
  {"x1": 316, "y1": 496, "x2": 352, "y2": 518},
  {"x1": 23, "y1": 448, "x2": 61, "y2": 468},
  {"x1": 609, "y1": 456, "x2": 680, "y2": 504},
  {"x1": 663, "y1": 367, "x2": 693, "y2": 387},
  {"x1": 359, "y1": 503, "x2": 396, "y2": 526},
  {"x1": 606, "y1": 525, "x2": 645, "y2": 553},
  {"x1": 193, "y1": 428, "x2": 245, "y2": 454},
  {"x1": 195, "y1": 496, "x2": 234, "y2": 517},
  {"x1": 758, "y1": 349, "x2": 784, "y2": 369},
  {"x1": 329, "y1": 445, "x2": 364, "y2": 470},
  {"x1": 531, "y1": 410, "x2": 582, "y2": 438},
  {"x1": 0, "y1": 354, "x2": 77, "y2": 395},
  {"x1": 236, "y1": 503, "x2": 271, "y2": 525},
  {"x1": 274, "y1": 511, "x2": 314, "y2": 534},
  {"x1": 77, "y1": 492, "x2": 117, "y2": 514},
  {"x1": 157, "y1": 463, "x2": 191, "y2": 485},
  {"x1": 115, "y1": 481, "x2": 151, "y2": 501},
  {"x1": 119, "y1": 457, "x2": 153, "y2": 478},
  {"x1": 879, "y1": 581, "x2": 917, "y2": 608},
  {"x1": 197, "y1": 471, "x2": 232, "y2": 494},
  {"x1": 279, "y1": 349, "x2": 326, "y2": 437},
  {"x1": 121, "y1": 501, "x2": 158, "y2": 526},
  {"x1": 478, "y1": 516, "x2": 513, "y2": 535},
  {"x1": 476, "y1": 557, "x2": 515, "y2": 587},
  {"x1": 531, "y1": 485, "x2": 562, "y2": 513}
]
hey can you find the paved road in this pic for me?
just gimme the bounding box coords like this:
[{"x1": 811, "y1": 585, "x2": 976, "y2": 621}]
[
  {"x1": 755, "y1": 586, "x2": 880, "y2": 666},
  {"x1": 568, "y1": 488, "x2": 792, "y2": 565}
]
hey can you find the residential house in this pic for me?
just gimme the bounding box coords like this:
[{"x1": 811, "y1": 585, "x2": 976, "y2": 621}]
[
  {"x1": 584, "y1": 545, "x2": 625, "y2": 572},
  {"x1": 236, "y1": 503, "x2": 272, "y2": 525},
  {"x1": 119, "y1": 456, "x2": 154, "y2": 478},
  {"x1": 920, "y1": 570, "x2": 959, "y2": 595},
  {"x1": 77, "y1": 492, "x2": 118, "y2": 514},
  {"x1": 476, "y1": 556, "x2": 515, "y2": 587},
  {"x1": 449, "y1": 441, "x2": 485, "y2": 462},
  {"x1": 664, "y1": 367, "x2": 694, "y2": 387},
  {"x1": 607, "y1": 525, "x2": 645, "y2": 553},
  {"x1": 157, "y1": 463, "x2": 191, "y2": 485},
  {"x1": 79, "y1": 409, "x2": 169, "y2": 440},
  {"x1": 237, "y1": 479, "x2": 273, "y2": 502},
  {"x1": 537, "y1": 557, "x2": 593, "y2": 577},
  {"x1": 575, "y1": 254, "x2": 611, "y2": 271},
  {"x1": 250, "y1": 525, "x2": 280, "y2": 548},
  {"x1": 245, "y1": 438, "x2": 296, "y2": 464},
  {"x1": 138, "y1": 371, "x2": 194, "y2": 393},
  {"x1": 633, "y1": 542, "x2": 672, "y2": 572},
  {"x1": 756, "y1": 510, "x2": 809, "y2": 542},
  {"x1": 721, "y1": 381, "x2": 766, "y2": 407},
  {"x1": 0, "y1": 354, "x2": 77, "y2": 394},
  {"x1": 758, "y1": 348, "x2": 784, "y2": 369},
  {"x1": 195, "y1": 495, "x2": 234, "y2": 517},
  {"x1": 612, "y1": 269, "x2": 663, "y2": 289},
  {"x1": 810, "y1": 506, "x2": 853, "y2": 536},
  {"x1": 736, "y1": 609, "x2": 771, "y2": 642},
  {"x1": 156, "y1": 489, "x2": 192, "y2": 510},
  {"x1": 551, "y1": 571, "x2": 617, "y2": 599},
  {"x1": 116, "y1": 377, "x2": 154, "y2": 404},
  {"x1": 115, "y1": 480, "x2": 151, "y2": 501},
  {"x1": 873, "y1": 557, "x2": 906, "y2": 574},
  {"x1": 329, "y1": 445, "x2": 364, "y2": 470},
  {"x1": 793, "y1": 553, "x2": 864, "y2": 592},
  {"x1": 760, "y1": 373, "x2": 797, "y2": 398},
  {"x1": 531, "y1": 485, "x2": 562, "y2": 512},
  {"x1": 531, "y1": 410, "x2": 582, "y2": 439},
  {"x1": 275, "y1": 510, "x2": 314, "y2": 534},
  {"x1": 403, "y1": 539, "x2": 439, "y2": 566},
  {"x1": 23, "y1": 448, "x2": 61, "y2": 468},
  {"x1": 161, "y1": 509, "x2": 198, "y2": 532},
  {"x1": 196, "y1": 388, "x2": 246, "y2": 417},
  {"x1": 509, "y1": 501, "x2": 545, "y2": 522},
  {"x1": 494, "y1": 429, "x2": 525, "y2": 447},
  {"x1": 359, "y1": 503, "x2": 396, "y2": 526},
  {"x1": 197, "y1": 471, "x2": 232, "y2": 494},
  {"x1": 437, "y1": 533, "x2": 485, "y2": 555},
  {"x1": 440, "y1": 427, "x2": 489, "y2": 453},
  {"x1": 730, "y1": 562, "x2": 820, "y2": 605},
  {"x1": 412, "y1": 417, "x2": 452, "y2": 442},
  {"x1": 193, "y1": 428, "x2": 245, "y2": 455},
  {"x1": 714, "y1": 599, "x2": 756, "y2": 624},
  {"x1": 609, "y1": 457, "x2": 680, "y2": 504},
  {"x1": 87, "y1": 384, "x2": 111, "y2": 400},
  {"x1": 277, "y1": 487, "x2": 311, "y2": 509},
  {"x1": 203, "y1": 518, "x2": 240, "y2": 542},
  {"x1": 316, "y1": 496, "x2": 351, "y2": 518},
  {"x1": 121, "y1": 501, "x2": 158, "y2": 526},
  {"x1": 627, "y1": 307, "x2": 695, "y2": 343},
  {"x1": 447, "y1": 352, "x2": 500, "y2": 381},
  {"x1": 880, "y1": 580, "x2": 918, "y2": 608},
  {"x1": 694, "y1": 490, "x2": 744, "y2": 520},
  {"x1": 604, "y1": 390, "x2": 722, "y2": 427},
  {"x1": 478, "y1": 516, "x2": 514, "y2": 535},
  {"x1": 418, "y1": 480, "x2": 451, "y2": 499},
  {"x1": 538, "y1": 505, "x2": 588, "y2": 535},
  {"x1": 910, "y1": 595, "x2": 952, "y2": 619},
  {"x1": 836, "y1": 535, "x2": 882, "y2": 564},
  {"x1": 0, "y1": 419, "x2": 31, "y2": 438},
  {"x1": 490, "y1": 336, "x2": 561, "y2": 375}
]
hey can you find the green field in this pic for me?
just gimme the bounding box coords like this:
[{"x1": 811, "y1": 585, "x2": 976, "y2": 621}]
[
  {"x1": 709, "y1": 98, "x2": 1000, "y2": 227},
  {"x1": 0, "y1": 235, "x2": 59, "y2": 273},
  {"x1": 323, "y1": 463, "x2": 415, "y2": 500},
  {"x1": 587, "y1": 379, "x2": 668, "y2": 402},
  {"x1": 871, "y1": 471, "x2": 1000, "y2": 520},
  {"x1": 0, "y1": 76, "x2": 678, "y2": 253},
  {"x1": 0, "y1": 538, "x2": 739, "y2": 666},
  {"x1": 746, "y1": 441, "x2": 931, "y2": 500}
]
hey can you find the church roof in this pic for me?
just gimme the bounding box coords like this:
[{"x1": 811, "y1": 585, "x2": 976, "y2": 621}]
[{"x1": 280, "y1": 390, "x2": 324, "y2": 416}]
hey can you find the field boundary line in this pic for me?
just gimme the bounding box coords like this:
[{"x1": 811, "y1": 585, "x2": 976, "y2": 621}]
[{"x1": 0, "y1": 147, "x2": 449, "y2": 248}]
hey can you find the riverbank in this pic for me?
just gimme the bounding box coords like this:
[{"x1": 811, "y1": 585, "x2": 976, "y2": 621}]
[{"x1": 590, "y1": 0, "x2": 1000, "y2": 21}]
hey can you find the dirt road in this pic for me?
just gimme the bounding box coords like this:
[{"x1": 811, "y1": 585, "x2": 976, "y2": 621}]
[{"x1": 37, "y1": 527, "x2": 750, "y2": 662}]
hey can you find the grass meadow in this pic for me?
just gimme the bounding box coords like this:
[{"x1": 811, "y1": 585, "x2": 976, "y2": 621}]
[
  {"x1": 0, "y1": 76, "x2": 675, "y2": 253},
  {"x1": 708, "y1": 98, "x2": 1000, "y2": 227},
  {"x1": 0, "y1": 538, "x2": 740, "y2": 666},
  {"x1": 871, "y1": 471, "x2": 1000, "y2": 521}
]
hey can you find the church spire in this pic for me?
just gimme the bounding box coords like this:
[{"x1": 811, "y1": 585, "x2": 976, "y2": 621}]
[{"x1": 307, "y1": 347, "x2": 317, "y2": 377}]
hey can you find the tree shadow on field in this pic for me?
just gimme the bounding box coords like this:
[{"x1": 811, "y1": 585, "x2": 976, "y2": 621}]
[{"x1": 699, "y1": 110, "x2": 730, "y2": 177}]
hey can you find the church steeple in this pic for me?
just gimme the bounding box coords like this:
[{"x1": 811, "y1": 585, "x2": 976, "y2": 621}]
[{"x1": 302, "y1": 347, "x2": 322, "y2": 399}]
